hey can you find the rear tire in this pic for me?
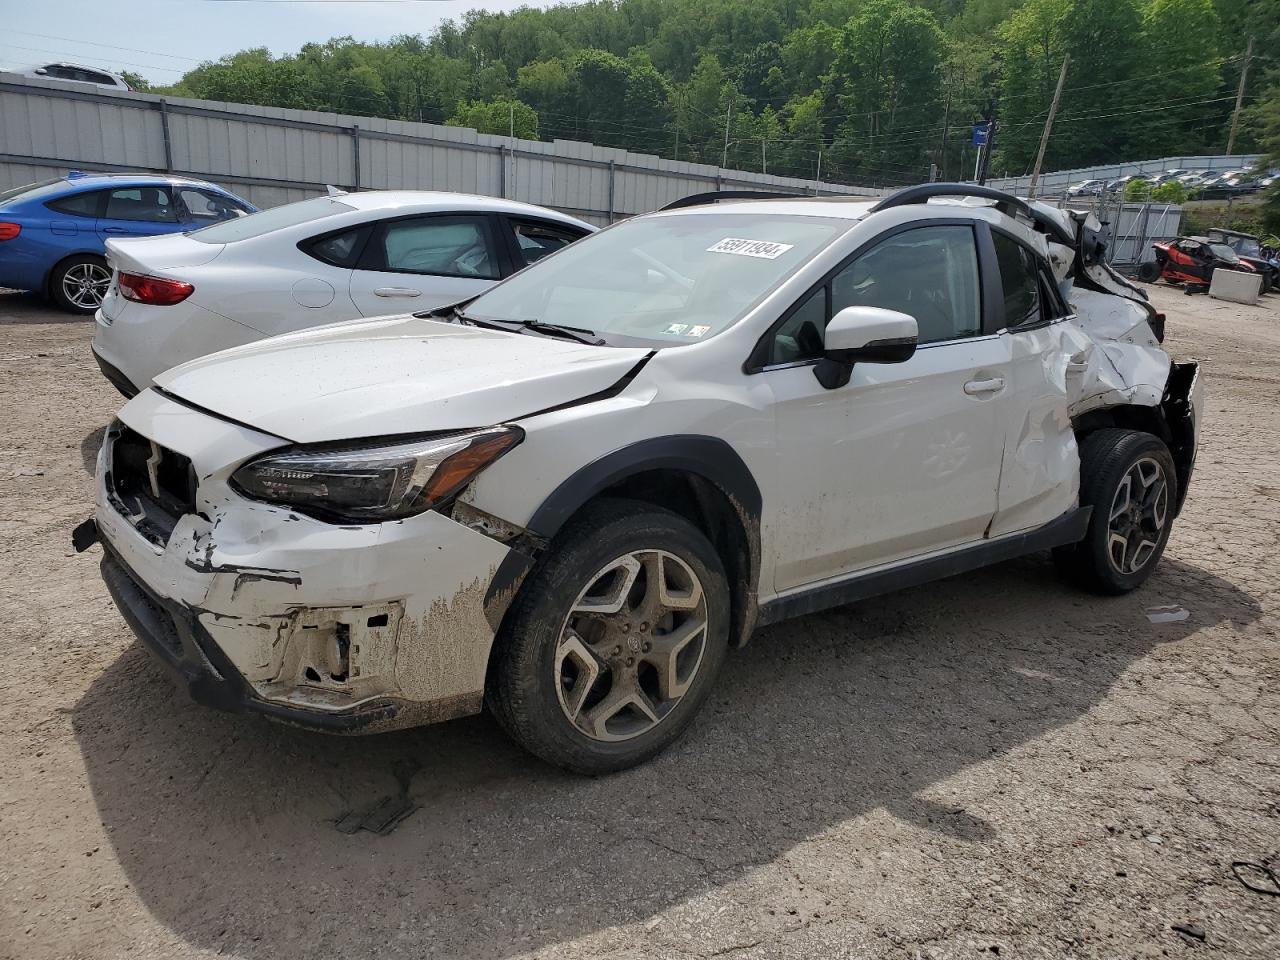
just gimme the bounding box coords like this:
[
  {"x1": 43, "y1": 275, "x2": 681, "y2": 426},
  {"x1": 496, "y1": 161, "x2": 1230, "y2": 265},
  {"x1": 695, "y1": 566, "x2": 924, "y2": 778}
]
[
  {"x1": 50, "y1": 255, "x2": 111, "y2": 314},
  {"x1": 487, "y1": 498, "x2": 730, "y2": 774},
  {"x1": 1054, "y1": 429, "x2": 1178, "y2": 595}
]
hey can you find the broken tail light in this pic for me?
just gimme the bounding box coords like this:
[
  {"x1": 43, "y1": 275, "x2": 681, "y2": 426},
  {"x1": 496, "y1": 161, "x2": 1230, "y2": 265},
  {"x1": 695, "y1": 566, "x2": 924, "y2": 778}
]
[
  {"x1": 0, "y1": 223, "x2": 21, "y2": 241},
  {"x1": 118, "y1": 272, "x2": 194, "y2": 306}
]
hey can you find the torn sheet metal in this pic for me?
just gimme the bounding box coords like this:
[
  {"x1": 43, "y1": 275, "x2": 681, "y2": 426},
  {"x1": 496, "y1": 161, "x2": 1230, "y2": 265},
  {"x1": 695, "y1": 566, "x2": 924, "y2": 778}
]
[{"x1": 1031, "y1": 201, "x2": 1174, "y2": 419}]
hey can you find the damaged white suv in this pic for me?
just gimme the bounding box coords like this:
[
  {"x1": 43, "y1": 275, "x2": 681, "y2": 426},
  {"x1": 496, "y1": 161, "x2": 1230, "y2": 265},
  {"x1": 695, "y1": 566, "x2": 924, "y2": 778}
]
[{"x1": 81, "y1": 184, "x2": 1201, "y2": 773}]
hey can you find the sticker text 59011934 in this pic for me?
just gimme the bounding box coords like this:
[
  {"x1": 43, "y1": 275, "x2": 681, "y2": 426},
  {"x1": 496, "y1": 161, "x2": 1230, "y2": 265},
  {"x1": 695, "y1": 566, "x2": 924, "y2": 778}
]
[{"x1": 706, "y1": 238, "x2": 795, "y2": 260}]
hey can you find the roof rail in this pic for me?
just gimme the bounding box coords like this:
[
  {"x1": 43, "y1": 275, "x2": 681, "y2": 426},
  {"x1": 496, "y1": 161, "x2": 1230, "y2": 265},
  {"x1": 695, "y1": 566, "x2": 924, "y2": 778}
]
[
  {"x1": 659, "y1": 189, "x2": 805, "y2": 211},
  {"x1": 869, "y1": 183, "x2": 1035, "y2": 221}
]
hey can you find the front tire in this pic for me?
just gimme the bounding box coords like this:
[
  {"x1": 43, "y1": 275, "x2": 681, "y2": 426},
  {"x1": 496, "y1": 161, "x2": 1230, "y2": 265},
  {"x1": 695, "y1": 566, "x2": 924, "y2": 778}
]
[
  {"x1": 50, "y1": 255, "x2": 111, "y2": 314},
  {"x1": 487, "y1": 498, "x2": 730, "y2": 774},
  {"x1": 1055, "y1": 429, "x2": 1178, "y2": 595},
  {"x1": 1136, "y1": 260, "x2": 1161, "y2": 283}
]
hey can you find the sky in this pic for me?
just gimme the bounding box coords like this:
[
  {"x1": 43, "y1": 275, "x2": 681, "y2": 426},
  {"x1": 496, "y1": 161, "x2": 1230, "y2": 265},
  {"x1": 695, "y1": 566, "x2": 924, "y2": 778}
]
[{"x1": 0, "y1": 0, "x2": 563, "y2": 85}]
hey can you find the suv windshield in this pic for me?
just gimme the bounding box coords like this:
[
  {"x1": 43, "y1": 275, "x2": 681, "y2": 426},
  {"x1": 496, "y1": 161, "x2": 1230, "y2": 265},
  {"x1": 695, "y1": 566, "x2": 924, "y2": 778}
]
[
  {"x1": 465, "y1": 212, "x2": 846, "y2": 346},
  {"x1": 189, "y1": 196, "x2": 355, "y2": 243},
  {"x1": 1209, "y1": 243, "x2": 1240, "y2": 261}
]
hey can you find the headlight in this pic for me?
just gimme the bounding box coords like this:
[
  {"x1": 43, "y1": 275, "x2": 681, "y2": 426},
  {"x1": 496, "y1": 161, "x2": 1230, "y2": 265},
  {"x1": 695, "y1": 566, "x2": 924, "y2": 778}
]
[{"x1": 230, "y1": 427, "x2": 523, "y2": 523}]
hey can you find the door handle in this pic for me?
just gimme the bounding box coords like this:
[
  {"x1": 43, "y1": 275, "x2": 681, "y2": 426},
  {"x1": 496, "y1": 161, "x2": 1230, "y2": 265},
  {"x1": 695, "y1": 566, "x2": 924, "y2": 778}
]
[
  {"x1": 103, "y1": 227, "x2": 128, "y2": 234},
  {"x1": 374, "y1": 287, "x2": 422, "y2": 298},
  {"x1": 964, "y1": 377, "x2": 1006, "y2": 395}
]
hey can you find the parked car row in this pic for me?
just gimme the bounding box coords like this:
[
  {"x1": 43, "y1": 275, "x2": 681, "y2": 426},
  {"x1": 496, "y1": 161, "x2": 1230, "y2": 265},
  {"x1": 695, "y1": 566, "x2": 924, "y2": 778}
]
[
  {"x1": 62, "y1": 179, "x2": 1203, "y2": 773},
  {"x1": 1065, "y1": 166, "x2": 1280, "y2": 199}
]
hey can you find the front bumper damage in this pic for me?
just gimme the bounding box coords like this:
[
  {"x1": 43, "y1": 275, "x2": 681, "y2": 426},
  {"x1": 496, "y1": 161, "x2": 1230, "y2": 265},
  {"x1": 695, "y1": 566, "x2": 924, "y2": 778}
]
[{"x1": 92, "y1": 389, "x2": 532, "y2": 734}]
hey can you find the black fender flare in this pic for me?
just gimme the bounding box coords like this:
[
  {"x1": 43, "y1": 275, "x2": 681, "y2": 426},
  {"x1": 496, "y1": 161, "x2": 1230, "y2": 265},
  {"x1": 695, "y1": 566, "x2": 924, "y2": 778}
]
[{"x1": 482, "y1": 435, "x2": 763, "y2": 642}]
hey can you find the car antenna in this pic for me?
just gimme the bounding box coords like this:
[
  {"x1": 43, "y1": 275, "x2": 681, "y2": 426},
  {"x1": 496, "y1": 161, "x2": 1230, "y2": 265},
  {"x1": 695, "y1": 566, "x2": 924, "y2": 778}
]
[{"x1": 325, "y1": 184, "x2": 348, "y2": 197}]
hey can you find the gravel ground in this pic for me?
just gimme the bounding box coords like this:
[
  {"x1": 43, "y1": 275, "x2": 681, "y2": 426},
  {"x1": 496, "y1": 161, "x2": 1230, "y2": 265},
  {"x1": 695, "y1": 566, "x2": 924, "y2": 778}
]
[{"x1": 0, "y1": 285, "x2": 1277, "y2": 960}]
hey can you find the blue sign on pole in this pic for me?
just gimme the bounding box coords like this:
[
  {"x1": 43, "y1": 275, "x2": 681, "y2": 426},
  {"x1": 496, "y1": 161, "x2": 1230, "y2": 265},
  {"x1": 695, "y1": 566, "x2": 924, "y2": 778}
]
[{"x1": 972, "y1": 123, "x2": 990, "y2": 146}]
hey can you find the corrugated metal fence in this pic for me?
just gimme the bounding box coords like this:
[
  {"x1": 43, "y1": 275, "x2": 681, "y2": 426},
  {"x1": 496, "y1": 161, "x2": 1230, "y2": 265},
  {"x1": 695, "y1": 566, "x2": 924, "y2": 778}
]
[
  {"x1": 1034, "y1": 194, "x2": 1183, "y2": 265},
  {"x1": 0, "y1": 74, "x2": 883, "y2": 223}
]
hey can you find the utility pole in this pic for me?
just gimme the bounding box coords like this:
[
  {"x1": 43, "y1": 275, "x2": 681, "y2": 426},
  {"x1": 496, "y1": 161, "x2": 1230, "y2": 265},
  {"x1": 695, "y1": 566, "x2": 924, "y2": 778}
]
[
  {"x1": 722, "y1": 98, "x2": 733, "y2": 168},
  {"x1": 1027, "y1": 54, "x2": 1070, "y2": 199},
  {"x1": 761, "y1": 138, "x2": 767, "y2": 174},
  {"x1": 1226, "y1": 36, "x2": 1253, "y2": 156},
  {"x1": 937, "y1": 65, "x2": 955, "y2": 181},
  {"x1": 813, "y1": 150, "x2": 822, "y2": 196}
]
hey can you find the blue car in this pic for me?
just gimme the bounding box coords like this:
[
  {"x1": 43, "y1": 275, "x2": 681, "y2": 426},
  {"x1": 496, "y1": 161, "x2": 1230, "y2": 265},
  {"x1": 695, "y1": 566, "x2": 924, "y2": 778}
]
[{"x1": 0, "y1": 171, "x2": 255, "y2": 313}]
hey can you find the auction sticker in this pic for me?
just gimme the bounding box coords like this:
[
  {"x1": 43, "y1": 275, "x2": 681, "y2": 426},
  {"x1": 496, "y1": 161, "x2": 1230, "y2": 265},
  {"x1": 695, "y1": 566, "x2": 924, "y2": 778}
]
[
  {"x1": 664, "y1": 323, "x2": 689, "y2": 335},
  {"x1": 707, "y1": 237, "x2": 794, "y2": 259}
]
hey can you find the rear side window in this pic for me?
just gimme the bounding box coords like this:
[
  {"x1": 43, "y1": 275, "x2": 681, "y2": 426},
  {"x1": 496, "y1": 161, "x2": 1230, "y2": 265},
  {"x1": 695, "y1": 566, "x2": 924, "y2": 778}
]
[
  {"x1": 992, "y1": 232, "x2": 1042, "y2": 328},
  {"x1": 302, "y1": 226, "x2": 371, "y2": 268},
  {"x1": 103, "y1": 186, "x2": 179, "y2": 223},
  {"x1": 365, "y1": 216, "x2": 498, "y2": 279},
  {"x1": 46, "y1": 191, "x2": 104, "y2": 217},
  {"x1": 509, "y1": 219, "x2": 586, "y2": 266},
  {"x1": 190, "y1": 196, "x2": 355, "y2": 243}
]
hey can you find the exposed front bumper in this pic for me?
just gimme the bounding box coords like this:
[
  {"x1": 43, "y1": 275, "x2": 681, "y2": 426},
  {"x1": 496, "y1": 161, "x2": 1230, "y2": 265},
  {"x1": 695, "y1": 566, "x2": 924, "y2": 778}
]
[
  {"x1": 101, "y1": 543, "x2": 402, "y2": 730},
  {"x1": 93, "y1": 389, "x2": 526, "y2": 734}
]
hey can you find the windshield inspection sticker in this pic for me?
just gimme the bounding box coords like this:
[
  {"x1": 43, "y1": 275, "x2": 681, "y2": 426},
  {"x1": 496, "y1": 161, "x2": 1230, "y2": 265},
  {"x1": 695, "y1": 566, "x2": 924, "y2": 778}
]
[
  {"x1": 687, "y1": 325, "x2": 711, "y2": 338},
  {"x1": 664, "y1": 323, "x2": 689, "y2": 335},
  {"x1": 707, "y1": 237, "x2": 795, "y2": 259}
]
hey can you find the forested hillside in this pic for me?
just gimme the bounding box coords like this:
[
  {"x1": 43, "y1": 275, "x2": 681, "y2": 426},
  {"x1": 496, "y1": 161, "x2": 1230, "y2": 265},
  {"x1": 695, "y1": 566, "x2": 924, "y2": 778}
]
[{"x1": 151, "y1": 0, "x2": 1280, "y2": 186}]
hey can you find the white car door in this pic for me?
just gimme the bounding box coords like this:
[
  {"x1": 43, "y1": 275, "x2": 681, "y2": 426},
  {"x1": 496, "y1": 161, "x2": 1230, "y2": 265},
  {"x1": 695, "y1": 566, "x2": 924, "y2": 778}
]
[
  {"x1": 985, "y1": 228, "x2": 1081, "y2": 538},
  {"x1": 761, "y1": 223, "x2": 1011, "y2": 592},
  {"x1": 348, "y1": 213, "x2": 502, "y2": 317}
]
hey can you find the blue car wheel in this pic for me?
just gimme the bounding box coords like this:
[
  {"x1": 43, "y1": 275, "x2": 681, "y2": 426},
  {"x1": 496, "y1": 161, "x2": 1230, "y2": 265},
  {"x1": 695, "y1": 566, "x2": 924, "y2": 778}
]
[{"x1": 51, "y1": 254, "x2": 112, "y2": 313}]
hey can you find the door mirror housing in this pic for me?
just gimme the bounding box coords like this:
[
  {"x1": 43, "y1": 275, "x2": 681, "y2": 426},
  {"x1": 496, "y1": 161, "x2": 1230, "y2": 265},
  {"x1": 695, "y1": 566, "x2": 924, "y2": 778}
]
[{"x1": 815, "y1": 306, "x2": 918, "y2": 389}]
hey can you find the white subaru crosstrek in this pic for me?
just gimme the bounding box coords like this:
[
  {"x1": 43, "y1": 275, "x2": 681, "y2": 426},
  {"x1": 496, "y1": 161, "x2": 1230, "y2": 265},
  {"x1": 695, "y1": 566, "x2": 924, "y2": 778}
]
[{"x1": 78, "y1": 185, "x2": 1202, "y2": 773}]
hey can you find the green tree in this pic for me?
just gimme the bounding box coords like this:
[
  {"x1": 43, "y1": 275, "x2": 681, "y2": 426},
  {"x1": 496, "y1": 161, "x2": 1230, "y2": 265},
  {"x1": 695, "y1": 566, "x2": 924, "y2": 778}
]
[
  {"x1": 993, "y1": 0, "x2": 1071, "y2": 173},
  {"x1": 1135, "y1": 0, "x2": 1221, "y2": 156},
  {"x1": 833, "y1": 0, "x2": 947, "y2": 182},
  {"x1": 447, "y1": 98, "x2": 539, "y2": 139},
  {"x1": 120, "y1": 71, "x2": 151, "y2": 92}
]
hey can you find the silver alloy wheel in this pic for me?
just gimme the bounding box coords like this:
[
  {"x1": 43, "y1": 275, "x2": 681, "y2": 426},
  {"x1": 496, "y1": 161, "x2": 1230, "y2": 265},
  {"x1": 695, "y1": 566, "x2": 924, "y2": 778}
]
[
  {"x1": 1106, "y1": 456, "x2": 1169, "y2": 575},
  {"x1": 554, "y1": 549, "x2": 709, "y2": 742},
  {"x1": 61, "y1": 262, "x2": 112, "y2": 309}
]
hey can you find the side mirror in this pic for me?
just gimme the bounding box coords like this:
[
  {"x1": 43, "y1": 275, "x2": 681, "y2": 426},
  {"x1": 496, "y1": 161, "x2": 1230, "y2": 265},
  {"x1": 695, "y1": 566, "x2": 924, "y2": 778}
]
[
  {"x1": 35, "y1": 68, "x2": 48, "y2": 75},
  {"x1": 815, "y1": 306, "x2": 918, "y2": 389}
]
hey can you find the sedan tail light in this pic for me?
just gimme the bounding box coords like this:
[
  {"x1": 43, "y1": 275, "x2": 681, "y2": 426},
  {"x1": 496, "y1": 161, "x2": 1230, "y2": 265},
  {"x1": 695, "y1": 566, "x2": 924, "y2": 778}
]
[
  {"x1": 0, "y1": 222, "x2": 21, "y2": 241},
  {"x1": 119, "y1": 272, "x2": 194, "y2": 306}
]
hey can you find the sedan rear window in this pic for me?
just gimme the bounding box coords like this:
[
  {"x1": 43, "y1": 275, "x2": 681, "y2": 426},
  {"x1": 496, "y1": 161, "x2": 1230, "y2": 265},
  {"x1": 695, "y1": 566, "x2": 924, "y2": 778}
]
[
  {"x1": 0, "y1": 178, "x2": 70, "y2": 206},
  {"x1": 189, "y1": 196, "x2": 355, "y2": 243}
]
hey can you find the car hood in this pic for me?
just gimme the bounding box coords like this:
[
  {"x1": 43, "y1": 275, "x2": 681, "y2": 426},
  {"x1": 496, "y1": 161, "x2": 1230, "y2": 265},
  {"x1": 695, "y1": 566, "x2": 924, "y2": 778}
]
[{"x1": 154, "y1": 314, "x2": 650, "y2": 443}]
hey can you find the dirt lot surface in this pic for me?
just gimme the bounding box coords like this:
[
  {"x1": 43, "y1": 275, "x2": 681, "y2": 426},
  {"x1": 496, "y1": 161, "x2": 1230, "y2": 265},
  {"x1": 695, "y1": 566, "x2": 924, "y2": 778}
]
[{"x1": 0, "y1": 286, "x2": 1277, "y2": 960}]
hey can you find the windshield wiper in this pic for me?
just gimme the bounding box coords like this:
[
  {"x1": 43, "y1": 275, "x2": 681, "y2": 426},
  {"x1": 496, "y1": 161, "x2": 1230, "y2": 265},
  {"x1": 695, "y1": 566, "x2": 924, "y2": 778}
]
[
  {"x1": 449, "y1": 304, "x2": 514, "y2": 332},
  {"x1": 516, "y1": 320, "x2": 605, "y2": 345},
  {"x1": 452, "y1": 307, "x2": 605, "y2": 345}
]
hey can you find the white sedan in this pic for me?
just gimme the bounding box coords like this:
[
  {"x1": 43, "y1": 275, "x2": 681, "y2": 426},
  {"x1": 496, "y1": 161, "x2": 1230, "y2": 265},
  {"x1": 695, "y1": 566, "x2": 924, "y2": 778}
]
[{"x1": 91, "y1": 191, "x2": 595, "y2": 395}]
